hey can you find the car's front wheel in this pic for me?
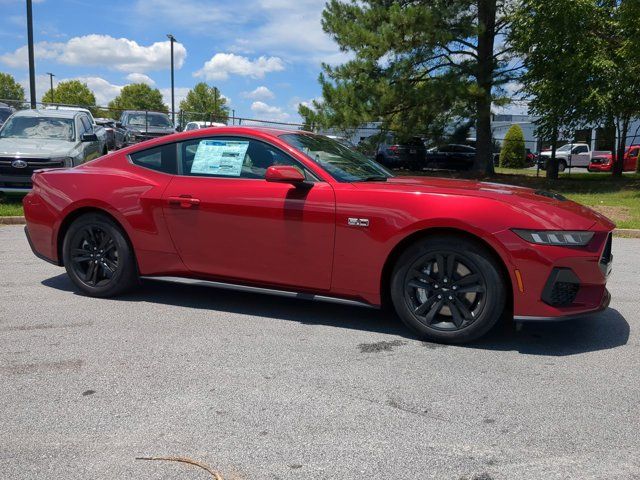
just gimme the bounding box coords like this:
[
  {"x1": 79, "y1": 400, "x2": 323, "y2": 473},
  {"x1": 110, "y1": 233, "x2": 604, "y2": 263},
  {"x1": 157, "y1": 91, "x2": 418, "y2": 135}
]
[
  {"x1": 390, "y1": 235, "x2": 506, "y2": 344},
  {"x1": 62, "y1": 213, "x2": 138, "y2": 298}
]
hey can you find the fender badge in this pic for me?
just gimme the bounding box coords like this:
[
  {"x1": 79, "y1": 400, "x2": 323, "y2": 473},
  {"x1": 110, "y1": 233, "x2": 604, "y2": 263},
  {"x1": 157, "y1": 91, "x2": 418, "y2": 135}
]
[{"x1": 348, "y1": 218, "x2": 369, "y2": 227}]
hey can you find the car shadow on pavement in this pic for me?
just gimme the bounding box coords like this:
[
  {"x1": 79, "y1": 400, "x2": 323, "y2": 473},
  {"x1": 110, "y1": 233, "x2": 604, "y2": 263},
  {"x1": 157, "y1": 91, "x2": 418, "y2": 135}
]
[{"x1": 42, "y1": 274, "x2": 630, "y2": 355}]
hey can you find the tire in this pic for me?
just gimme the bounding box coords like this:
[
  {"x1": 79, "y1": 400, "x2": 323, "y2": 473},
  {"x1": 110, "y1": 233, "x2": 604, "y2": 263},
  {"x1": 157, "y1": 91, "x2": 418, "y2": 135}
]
[
  {"x1": 390, "y1": 235, "x2": 506, "y2": 344},
  {"x1": 558, "y1": 159, "x2": 567, "y2": 172},
  {"x1": 62, "y1": 213, "x2": 138, "y2": 298}
]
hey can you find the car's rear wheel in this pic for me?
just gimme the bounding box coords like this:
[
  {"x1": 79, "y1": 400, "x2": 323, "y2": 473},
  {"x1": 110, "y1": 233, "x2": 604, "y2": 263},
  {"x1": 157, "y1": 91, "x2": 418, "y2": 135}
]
[
  {"x1": 62, "y1": 213, "x2": 138, "y2": 298},
  {"x1": 390, "y1": 235, "x2": 506, "y2": 344}
]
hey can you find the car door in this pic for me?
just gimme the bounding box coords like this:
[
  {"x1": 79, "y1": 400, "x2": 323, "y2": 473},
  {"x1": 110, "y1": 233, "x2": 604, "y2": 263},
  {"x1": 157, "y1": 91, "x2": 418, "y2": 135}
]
[
  {"x1": 160, "y1": 136, "x2": 336, "y2": 290},
  {"x1": 78, "y1": 115, "x2": 100, "y2": 161},
  {"x1": 625, "y1": 147, "x2": 638, "y2": 171},
  {"x1": 570, "y1": 145, "x2": 590, "y2": 167}
]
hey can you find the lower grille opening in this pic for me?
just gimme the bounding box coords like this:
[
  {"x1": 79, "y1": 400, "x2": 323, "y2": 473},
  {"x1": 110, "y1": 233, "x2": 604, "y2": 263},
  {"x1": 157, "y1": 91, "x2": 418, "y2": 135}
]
[{"x1": 542, "y1": 268, "x2": 580, "y2": 307}]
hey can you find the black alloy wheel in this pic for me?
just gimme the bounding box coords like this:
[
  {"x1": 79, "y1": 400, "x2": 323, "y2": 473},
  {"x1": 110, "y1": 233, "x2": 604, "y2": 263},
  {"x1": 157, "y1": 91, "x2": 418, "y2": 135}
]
[
  {"x1": 63, "y1": 213, "x2": 138, "y2": 297},
  {"x1": 69, "y1": 225, "x2": 119, "y2": 287},
  {"x1": 391, "y1": 235, "x2": 506, "y2": 343},
  {"x1": 404, "y1": 251, "x2": 487, "y2": 331}
]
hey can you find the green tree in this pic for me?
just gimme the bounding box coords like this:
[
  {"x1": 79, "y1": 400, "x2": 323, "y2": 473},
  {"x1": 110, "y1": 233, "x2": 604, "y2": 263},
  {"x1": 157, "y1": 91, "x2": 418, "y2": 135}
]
[
  {"x1": 178, "y1": 82, "x2": 228, "y2": 124},
  {"x1": 0, "y1": 72, "x2": 25, "y2": 108},
  {"x1": 298, "y1": 103, "x2": 325, "y2": 131},
  {"x1": 499, "y1": 124, "x2": 526, "y2": 168},
  {"x1": 510, "y1": 0, "x2": 605, "y2": 179},
  {"x1": 316, "y1": 0, "x2": 520, "y2": 175},
  {"x1": 42, "y1": 80, "x2": 96, "y2": 108},
  {"x1": 107, "y1": 83, "x2": 168, "y2": 119}
]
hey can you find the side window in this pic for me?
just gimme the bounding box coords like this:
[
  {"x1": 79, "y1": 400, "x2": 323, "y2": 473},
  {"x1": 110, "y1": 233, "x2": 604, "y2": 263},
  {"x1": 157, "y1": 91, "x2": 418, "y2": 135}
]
[
  {"x1": 129, "y1": 144, "x2": 177, "y2": 174},
  {"x1": 80, "y1": 116, "x2": 92, "y2": 134},
  {"x1": 573, "y1": 145, "x2": 588, "y2": 154},
  {"x1": 629, "y1": 148, "x2": 638, "y2": 158},
  {"x1": 178, "y1": 137, "x2": 308, "y2": 180}
]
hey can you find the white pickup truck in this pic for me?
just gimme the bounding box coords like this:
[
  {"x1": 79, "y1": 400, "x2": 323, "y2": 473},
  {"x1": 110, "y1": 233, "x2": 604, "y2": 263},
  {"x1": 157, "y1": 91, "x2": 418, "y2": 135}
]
[{"x1": 539, "y1": 143, "x2": 610, "y2": 171}]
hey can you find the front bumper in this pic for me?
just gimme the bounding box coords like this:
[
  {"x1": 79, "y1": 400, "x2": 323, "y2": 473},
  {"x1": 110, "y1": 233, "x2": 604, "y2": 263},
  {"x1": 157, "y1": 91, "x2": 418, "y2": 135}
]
[
  {"x1": 0, "y1": 174, "x2": 33, "y2": 192},
  {"x1": 495, "y1": 229, "x2": 614, "y2": 320}
]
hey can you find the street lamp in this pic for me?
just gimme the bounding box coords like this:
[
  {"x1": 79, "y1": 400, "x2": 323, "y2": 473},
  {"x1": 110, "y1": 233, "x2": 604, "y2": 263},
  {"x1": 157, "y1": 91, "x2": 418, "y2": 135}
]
[
  {"x1": 167, "y1": 34, "x2": 176, "y2": 126},
  {"x1": 26, "y1": 0, "x2": 36, "y2": 108},
  {"x1": 46, "y1": 72, "x2": 55, "y2": 103}
]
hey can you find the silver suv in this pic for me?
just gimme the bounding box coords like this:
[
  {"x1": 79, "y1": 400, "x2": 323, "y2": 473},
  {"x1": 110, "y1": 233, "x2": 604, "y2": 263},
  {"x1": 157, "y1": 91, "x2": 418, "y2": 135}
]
[{"x1": 0, "y1": 109, "x2": 103, "y2": 192}]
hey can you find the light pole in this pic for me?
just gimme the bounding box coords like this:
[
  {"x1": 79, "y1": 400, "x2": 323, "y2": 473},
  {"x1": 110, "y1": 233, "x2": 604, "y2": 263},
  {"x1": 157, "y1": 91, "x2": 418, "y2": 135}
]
[
  {"x1": 46, "y1": 72, "x2": 55, "y2": 103},
  {"x1": 26, "y1": 0, "x2": 36, "y2": 108},
  {"x1": 167, "y1": 34, "x2": 176, "y2": 126}
]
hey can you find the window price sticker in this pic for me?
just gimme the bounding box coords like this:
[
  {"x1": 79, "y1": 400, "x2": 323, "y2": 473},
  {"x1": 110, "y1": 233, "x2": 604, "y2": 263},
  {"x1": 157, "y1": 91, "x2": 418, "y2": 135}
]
[{"x1": 191, "y1": 140, "x2": 249, "y2": 176}]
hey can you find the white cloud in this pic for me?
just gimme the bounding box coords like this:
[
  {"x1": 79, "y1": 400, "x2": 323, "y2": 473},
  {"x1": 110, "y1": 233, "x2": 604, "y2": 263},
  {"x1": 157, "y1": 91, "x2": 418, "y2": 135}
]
[
  {"x1": 0, "y1": 34, "x2": 186, "y2": 73},
  {"x1": 126, "y1": 73, "x2": 156, "y2": 86},
  {"x1": 19, "y1": 75, "x2": 123, "y2": 105},
  {"x1": 242, "y1": 86, "x2": 274, "y2": 101},
  {"x1": 195, "y1": 53, "x2": 284, "y2": 81},
  {"x1": 250, "y1": 101, "x2": 290, "y2": 122}
]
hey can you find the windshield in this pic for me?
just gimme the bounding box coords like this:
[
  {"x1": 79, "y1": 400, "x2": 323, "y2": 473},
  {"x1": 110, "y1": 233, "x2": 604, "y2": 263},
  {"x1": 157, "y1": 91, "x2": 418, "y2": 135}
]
[
  {"x1": 556, "y1": 144, "x2": 574, "y2": 152},
  {"x1": 126, "y1": 113, "x2": 172, "y2": 128},
  {"x1": 281, "y1": 133, "x2": 393, "y2": 182},
  {"x1": 0, "y1": 116, "x2": 75, "y2": 141}
]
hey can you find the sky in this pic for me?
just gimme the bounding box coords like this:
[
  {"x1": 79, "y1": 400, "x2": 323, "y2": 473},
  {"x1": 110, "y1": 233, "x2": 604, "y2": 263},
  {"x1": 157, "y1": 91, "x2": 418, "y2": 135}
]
[{"x1": 0, "y1": 0, "x2": 344, "y2": 123}]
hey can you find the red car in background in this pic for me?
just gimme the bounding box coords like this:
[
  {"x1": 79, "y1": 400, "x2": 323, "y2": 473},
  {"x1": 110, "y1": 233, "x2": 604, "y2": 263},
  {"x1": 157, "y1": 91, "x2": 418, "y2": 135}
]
[
  {"x1": 23, "y1": 127, "x2": 615, "y2": 343},
  {"x1": 588, "y1": 145, "x2": 639, "y2": 172}
]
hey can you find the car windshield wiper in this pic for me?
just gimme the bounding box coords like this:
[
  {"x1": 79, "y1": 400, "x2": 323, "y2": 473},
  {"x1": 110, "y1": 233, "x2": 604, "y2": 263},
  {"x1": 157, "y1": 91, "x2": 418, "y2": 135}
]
[{"x1": 360, "y1": 175, "x2": 388, "y2": 182}]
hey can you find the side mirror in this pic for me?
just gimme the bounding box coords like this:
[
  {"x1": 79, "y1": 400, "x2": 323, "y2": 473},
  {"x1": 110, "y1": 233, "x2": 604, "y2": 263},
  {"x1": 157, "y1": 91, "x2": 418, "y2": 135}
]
[
  {"x1": 81, "y1": 132, "x2": 98, "y2": 142},
  {"x1": 265, "y1": 165, "x2": 306, "y2": 184},
  {"x1": 115, "y1": 122, "x2": 122, "y2": 128}
]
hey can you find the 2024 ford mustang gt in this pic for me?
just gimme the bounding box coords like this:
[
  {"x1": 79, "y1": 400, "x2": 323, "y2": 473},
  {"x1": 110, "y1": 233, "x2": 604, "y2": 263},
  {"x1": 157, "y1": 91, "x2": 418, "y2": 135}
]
[{"x1": 23, "y1": 127, "x2": 615, "y2": 343}]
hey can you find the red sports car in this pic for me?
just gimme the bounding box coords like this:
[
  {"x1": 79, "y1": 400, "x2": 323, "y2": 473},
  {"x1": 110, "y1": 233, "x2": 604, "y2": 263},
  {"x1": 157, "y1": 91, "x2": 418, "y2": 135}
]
[{"x1": 23, "y1": 127, "x2": 615, "y2": 343}]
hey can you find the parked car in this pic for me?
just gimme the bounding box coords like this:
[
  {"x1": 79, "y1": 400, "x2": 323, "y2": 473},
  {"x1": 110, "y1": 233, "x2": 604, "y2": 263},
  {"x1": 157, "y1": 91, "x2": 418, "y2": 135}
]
[
  {"x1": 114, "y1": 111, "x2": 175, "y2": 148},
  {"x1": 184, "y1": 121, "x2": 226, "y2": 131},
  {"x1": 94, "y1": 118, "x2": 116, "y2": 150},
  {"x1": 425, "y1": 144, "x2": 476, "y2": 170},
  {"x1": 538, "y1": 143, "x2": 610, "y2": 172},
  {"x1": 0, "y1": 109, "x2": 102, "y2": 192},
  {"x1": 23, "y1": 127, "x2": 614, "y2": 344},
  {"x1": 45, "y1": 106, "x2": 108, "y2": 155},
  {"x1": 588, "y1": 145, "x2": 639, "y2": 172},
  {"x1": 0, "y1": 102, "x2": 15, "y2": 128},
  {"x1": 375, "y1": 136, "x2": 426, "y2": 169}
]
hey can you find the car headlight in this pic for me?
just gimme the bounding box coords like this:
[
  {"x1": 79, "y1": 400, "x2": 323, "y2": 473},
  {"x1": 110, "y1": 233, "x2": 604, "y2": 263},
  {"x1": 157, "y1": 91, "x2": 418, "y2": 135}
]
[
  {"x1": 51, "y1": 156, "x2": 74, "y2": 167},
  {"x1": 512, "y1": 229, "x2": 594, "y2": 246}
]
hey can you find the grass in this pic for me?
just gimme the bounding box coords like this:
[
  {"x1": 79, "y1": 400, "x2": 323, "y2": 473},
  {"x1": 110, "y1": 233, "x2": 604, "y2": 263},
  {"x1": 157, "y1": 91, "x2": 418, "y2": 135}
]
[
  {"x1": 0, "y1": 194, "x2": 25, "y2": 217},
  {"x1": 2, "y1": 170, "x2": 639, "y2": 229}
]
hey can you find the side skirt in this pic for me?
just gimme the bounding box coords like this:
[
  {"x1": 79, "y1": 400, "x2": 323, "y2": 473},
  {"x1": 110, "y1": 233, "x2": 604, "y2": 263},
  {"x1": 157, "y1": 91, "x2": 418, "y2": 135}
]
[{"x1": 140, "y1": 276, "x2": 378, "y2": 309}]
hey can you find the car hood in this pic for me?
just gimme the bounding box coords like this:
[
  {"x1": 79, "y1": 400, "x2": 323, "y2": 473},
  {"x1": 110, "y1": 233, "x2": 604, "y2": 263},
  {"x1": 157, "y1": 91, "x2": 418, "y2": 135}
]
[
  {"x1": 354, "y1": 176, "x2": 615, "y2": 231},
  {"x1": 0, "y1": 137, "x2": 75, "y2": 157}
]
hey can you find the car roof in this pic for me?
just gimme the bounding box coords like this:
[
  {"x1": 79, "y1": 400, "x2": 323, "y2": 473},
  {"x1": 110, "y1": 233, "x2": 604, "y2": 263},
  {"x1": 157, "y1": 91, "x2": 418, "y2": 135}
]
[
  {"x1": 12, "y1": 109, "x2": 83, "y2": 119},
  {"x1": 123, "y1": 110, "x2": 169, "y2": 115}
]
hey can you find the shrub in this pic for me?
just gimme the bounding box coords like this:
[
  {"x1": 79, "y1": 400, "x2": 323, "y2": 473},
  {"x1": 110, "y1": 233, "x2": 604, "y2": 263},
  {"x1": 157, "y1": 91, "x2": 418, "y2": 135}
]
[{"x1": 499, "y1": 124, "x2": 526, "y2": 168}]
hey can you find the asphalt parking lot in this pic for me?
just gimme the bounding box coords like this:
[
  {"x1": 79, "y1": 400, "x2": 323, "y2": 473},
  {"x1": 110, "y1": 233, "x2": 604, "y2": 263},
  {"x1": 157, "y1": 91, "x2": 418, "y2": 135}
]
[{"x1": 1, "y1": 225, "x2": 639, "y2": 480}]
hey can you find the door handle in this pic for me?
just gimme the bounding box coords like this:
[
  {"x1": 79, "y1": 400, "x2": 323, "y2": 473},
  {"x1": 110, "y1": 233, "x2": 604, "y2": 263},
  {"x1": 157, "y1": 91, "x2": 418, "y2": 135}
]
[{"x1": 167, "y1": 195, "x2": 201, "y2": 208}]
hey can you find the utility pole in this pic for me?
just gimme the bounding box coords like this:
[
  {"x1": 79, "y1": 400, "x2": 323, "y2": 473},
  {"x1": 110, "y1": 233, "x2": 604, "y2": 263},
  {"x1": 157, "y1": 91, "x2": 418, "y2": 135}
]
[
  {"x1": 167, "y1": 34, "x2": 176, "y2": 126},
  {"x1": 26, "y1": 0, "x2": 36, "y2": 108},
  {"x1": 46, "y1": 72, "x2": 55, "y2": 103}
]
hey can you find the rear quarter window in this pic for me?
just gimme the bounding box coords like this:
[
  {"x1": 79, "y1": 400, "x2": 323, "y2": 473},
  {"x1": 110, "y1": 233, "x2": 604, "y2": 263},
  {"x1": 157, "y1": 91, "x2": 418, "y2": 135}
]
[{"x1": 129, "y1": 144, "x2": 177, "y2": 174}]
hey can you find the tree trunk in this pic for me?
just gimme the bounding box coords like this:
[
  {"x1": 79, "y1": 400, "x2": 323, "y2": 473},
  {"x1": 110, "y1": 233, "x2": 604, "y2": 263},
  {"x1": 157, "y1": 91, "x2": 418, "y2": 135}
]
[
  {"x1": 547, "y1": 125, "x2": 559, "y2": 179},
  {"x1": 473, "y1": 0, "x2": 497, "y2": 176},
  {"x1": 612, "y1": 117, "x2": 628, "y2": 178}
]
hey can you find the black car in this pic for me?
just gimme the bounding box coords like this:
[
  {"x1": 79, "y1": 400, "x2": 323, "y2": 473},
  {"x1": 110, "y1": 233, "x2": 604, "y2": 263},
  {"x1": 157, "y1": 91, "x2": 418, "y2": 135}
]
[
  {"x1": 94, "y1": 118, "x2": 117, "y2": 151},
  {"x1": 425, "y1": 144, "x2": 476, "y2": 170},
  {"x1": 374, "y1": 136, "x2": 427, "y2": 170},
  {"x1": 114, "y1": 111, "x2": 175, "y2": 148}
]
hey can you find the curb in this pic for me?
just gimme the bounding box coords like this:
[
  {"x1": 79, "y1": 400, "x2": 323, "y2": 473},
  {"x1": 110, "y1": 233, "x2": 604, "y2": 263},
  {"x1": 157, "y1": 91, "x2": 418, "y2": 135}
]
[
  {"x1": 1, "y1": 215, "x2": 640, "y2": 238},
  {"x1": 0, "y1": 216, "x2": 25, "y2": 225}
]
